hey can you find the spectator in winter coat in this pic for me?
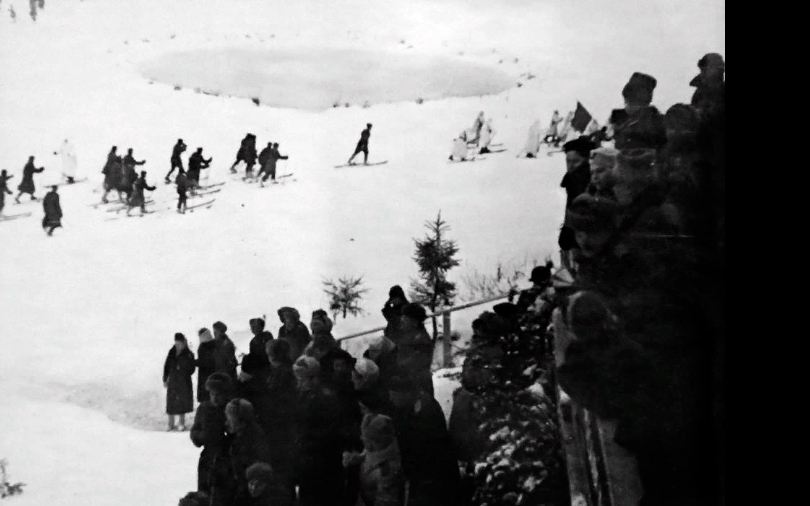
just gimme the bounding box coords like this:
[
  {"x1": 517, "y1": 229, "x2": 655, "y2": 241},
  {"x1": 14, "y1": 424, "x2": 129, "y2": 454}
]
[
  {"x1": 608, "y1": 72, "x2": 667, "y2": 152},
  {"x1": 15, "y1": 156, "x2": 44, "y2": 203},
  {"x1": 363, "y1": 335, "x2": 399, "y2": 392},
  {"x1": 246, "y1": 462, "x2": 293, "y2": 506},
  {"x1": 213, "y1": 321, "x2": 238, "y2": 380},
  {"x1": 167, "y1": 138, "x2": 187, "y2": 183},
  {"x1": 382, "y1": 286, "x2": 409, "y2": 342},
  {"x1": 566, "y1": 193, "x2": 621, "y2": 266},
  {"x1": 278, "y1": 306, "x2": 311, "y2": 362},
  {"x1": 662, "y1": 104, "x2": 703, "y2": 237},
  {"x1": 164, "y1": 333, "x2": 197, "y2": 431},
  {"x1": 303, "y1": 310, "x2": 338, "y2": 361},
  {"x1": 353, "y1": 358, "x2": 395, "y2": 417},
  {"x1": 224, "y1": 399, "x2": 273, "y2": 506},
  {"x1": 0, "y1": 170, "x2": 14, "y2": 216},
  {"x1": 126, "y1": 171, "x2": 155, "y2": 216},
  {"x1": 587, "y1": 147, "x2": 619, "y2": 200},
  {"x1": 342, "y1": 413, "x2": 405, "y2": 506},
  {"x1": 558, "y1": 137, "x2": 595, "y2": 266},
  {"x1": 394, "y1": 303, "x2": 434, "y2": 395},
  {"x1": 263, "y1": 340, "x2": 297, "y2": 484},
  {"x1": 388, "y1": 376, "x2": 461, "y2": 506},
  {"x1": 690, "y1": 53, "x2": 725, "y2": 122},
  {"x1": 513, "y1": 262, "x2": 555, "y2": 315},
  {"x1": 239, "y1": 317, "x2": 274, "y2": 384},
  {"x1": 41, "y1": 186, "x2": 62, "y2": 236},
  {"x1": 190, "y1": 372, "x2": 233, "y2": 493},
  {"x1": 292, "y1": 356, "x2": 347, "y2": 506},
  {"x1": 197, "y1": 328, "x2": 218, "y2": 403}
]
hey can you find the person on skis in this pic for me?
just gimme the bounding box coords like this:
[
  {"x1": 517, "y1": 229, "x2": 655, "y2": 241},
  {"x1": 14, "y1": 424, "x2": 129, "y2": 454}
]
[
  {"x1": 347, "y1": 123, "x2": 372, "y2": 165},
  {"x1": 127, "y1": 171, "x2": 156, "y2": 216},
  {"x1": 469, "y1": 111, "x2": 486, "y2": 145},
  {"x1": 478, "y1": 119, "x2": 496, "y2": 154},
  {"x1": 254, "y1": 142, "x2": 273, "y2": 181},
  {"x1": 42, "y1": 185, "x2": 62, "y2": 236},
  {"x1": 449, "y1": 131, "x2": 471, "y2": 161},
  {"x1": 53, "y1": 139, "x2": 78, "y2": 184},
  {"x1": 0, "y1": 170, "x2": 14, "y2": 217},
  {"x1": 259, "y1": 142, "x2": 288, "y2": 185},
  {"x1": 175, "y1": 168, "x2": 190, "y2": 214},
  {"x1": 187, "y1": 148, "x2": 212, "y2": 192},
  {"x1": 15, "y1": 156, "x2": 45, "y2": 203},
  {"x1": 101, "y1": 146, "x2": 123, "y2": 204},
  {"x1": 121, "y1": 148, "x2": 146, "y2": 203},
  {"x1": 521, "y1": 119, "x2": 542, "y2": 158},
  {"x1": 544, "y1": 110, "x2": 563, "y2": 146},
  {"x1": 166, "y1": 138, "x2": 187, "y2": 183},
  {"x1": 230, "y1": 133, "x2": 258, "y2": 176}
]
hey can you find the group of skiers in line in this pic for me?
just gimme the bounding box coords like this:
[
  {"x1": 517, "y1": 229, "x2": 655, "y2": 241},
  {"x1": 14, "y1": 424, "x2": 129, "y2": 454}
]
[
  {"x1": 549, "y1": 53, "x2": 725, "y2": 506},
  {"x1": 168, "y1": 289, "x2": 462, "y2": 506},
  {"x1": 449, "y1": 112, "x2": 497, "y2": 162},
  {"x1": 228, "y1": 134, "x2": 289, "y2": 184}
]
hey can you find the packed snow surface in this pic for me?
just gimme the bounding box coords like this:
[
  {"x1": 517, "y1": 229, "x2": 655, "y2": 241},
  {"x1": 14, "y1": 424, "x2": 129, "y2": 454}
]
[{"x1": 0, "y1": 0, "x2": 723, "y2": 503}]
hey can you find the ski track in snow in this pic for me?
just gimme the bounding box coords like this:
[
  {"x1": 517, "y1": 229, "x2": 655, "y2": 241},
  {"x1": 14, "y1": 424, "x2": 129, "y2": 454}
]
[{"x1": 0, "y1": 0, "x2": 723, "y2": 503}]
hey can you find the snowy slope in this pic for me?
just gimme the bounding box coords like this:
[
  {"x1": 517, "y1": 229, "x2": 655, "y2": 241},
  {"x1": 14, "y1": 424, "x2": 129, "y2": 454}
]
[{"x1": 0, "y1": 0, "x2": 723, "y2": 503}]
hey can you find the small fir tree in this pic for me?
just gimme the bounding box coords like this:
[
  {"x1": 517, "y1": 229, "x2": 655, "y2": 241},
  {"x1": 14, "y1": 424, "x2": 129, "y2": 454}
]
[
  {"x1": 323, "y1": 276, "x2": 368, "y2": 320},
  {"x1": 410, "y1": 211, "x2": 461, "y2": 339}
]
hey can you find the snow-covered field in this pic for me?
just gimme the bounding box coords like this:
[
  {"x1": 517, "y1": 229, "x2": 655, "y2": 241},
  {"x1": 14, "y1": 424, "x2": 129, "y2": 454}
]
[{"x1": 0, "y1": 0, "x2": 723, "y2": 503}]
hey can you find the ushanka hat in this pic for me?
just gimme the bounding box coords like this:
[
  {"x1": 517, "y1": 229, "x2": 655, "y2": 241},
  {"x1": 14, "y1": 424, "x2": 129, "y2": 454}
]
[
  {"x1": 622, "y1": 72, "x2": 657, "y2": 106},
  {"x1": 562, "y1": 137, "x2": 596, "y2": 158}
]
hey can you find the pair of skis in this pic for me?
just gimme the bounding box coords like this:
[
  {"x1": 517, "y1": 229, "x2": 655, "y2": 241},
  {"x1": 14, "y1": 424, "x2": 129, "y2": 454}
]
[
  {"x1": 334, "y1": 161, "x2": 388, "y2": 169},
  {"x1": 0, "y1": 211, "x2": 33, "y2": 222}
]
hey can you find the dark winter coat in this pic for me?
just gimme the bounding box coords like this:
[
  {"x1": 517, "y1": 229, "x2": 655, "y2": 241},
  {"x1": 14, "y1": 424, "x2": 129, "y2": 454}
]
[
  {"x1": 382, "y1": 297, "x2": 408, "y2": 341},
  {"x1": 249, "y1": 482, "x2": 294, "y2": 506},
  {"x1": 394, "y1": 326, "x2": 434, "y2": 393},
  {"x1": 363, "y1": 345, "x2": 400, "y2": 392},
  {"x1": 242, "y1": 331, "x2": 274, "y2": 376},
  {"x1": 392, "y1": 397, "x2": 461, "y2": 506},
  {"x1": 18, "y1": 161, "x2": 44, "y2": 194},
  {"x1": 278, "y1": 321, "x2": 311, "y2": 362},
  {"x1": 359, "y1": 127, "x2": 371, "y2": 146},
  {"x1": 191, "y1": 400, "x2": 228, "y2": 491},
  {"x1": 448, "y1": 387, "x2": 485, "y2": 463},
  {"x1": 172, "y1": 141, "x2": 187, "y2": 162},
  {"x1": 609, "y1": 106, "x2": 667, "y2": 152},
  {"x1": 176, "y1": 172, "x2": 190, "y2": 195},
  {"x1": 103, "y1": 156, "x2": 122, "y2": 189},
  {"x1": 262, "y1": 148, "x2": 288, "y2": 173},
  {"x1": 214, "y1": 335, "x2": 239, "y2": 380},
  {"x1": 229, "y1": 423, "x2": 273, "y2": 505},
  {"x1": 0, "y1": 174, "x2": 12, "y2": 207},
  {"x1": 123, "y1": 154, "x2": 145, "y2": 171},
  {"x1": 42, "y1": 191, "x2": 62, "y2": 226},
  {"x1": 188, "y1": 152, "x2": 211, "y2": 182},
  {"x1": 262, "y1": 364, "x2": 297, "y2": 476},
  {"x1": 129, "y1": 177, "x2": 155, "y2": 207},
  {"x1": 560, "y1": 161, "x2": 591, "y2": 209},
  {"x1": 164, "y1": 346, "x2": 196, "y2": 414},
  {"x1": 197, "y1": 340, "x2": 219, "y2": 403},
  {"x1": 303, "y1": 333, "x2": 338, "y2": 362}
]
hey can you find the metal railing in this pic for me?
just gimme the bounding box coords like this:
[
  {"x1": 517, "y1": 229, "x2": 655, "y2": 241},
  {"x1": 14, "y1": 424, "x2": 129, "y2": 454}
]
[{"x1": 336, "y1": 293, "x2": 511, "y2": 367}]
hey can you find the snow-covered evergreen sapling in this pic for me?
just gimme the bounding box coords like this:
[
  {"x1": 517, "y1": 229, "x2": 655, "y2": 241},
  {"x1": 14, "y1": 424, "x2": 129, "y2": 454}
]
[
  {"x1": 322, "y1": 276, "x2": 368, "y2": 320},
  {"x1": 410, "y1": 211, "x2": 460, "y2": 339}
]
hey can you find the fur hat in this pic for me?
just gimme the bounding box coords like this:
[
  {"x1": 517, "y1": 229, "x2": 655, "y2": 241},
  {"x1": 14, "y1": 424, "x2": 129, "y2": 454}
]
[
  {"x1": 249, "y1": 317, "x2": 266, "y2": 331},
  {"x1": 388, "y1": 285, "x2": 406, "y2": 299},
  {"x1": 198, "y1": 328, "x2": 213, "y2": 343},
  {"x1": 622, "y1": 72, "x2": 657, "y2": 106},
  {"x1": 361, "y1": 413, "x2": 397, "y2": 448},
  {"x1": 310, "y1": 310, "x2": 334, "y2": 334},
  {"x1": 293, "y1": 355, "x2": 321, "y2": 378},
  {"x1": 566, "y1": 194, "x2": 619, "y2": 233},
  {"x1": 590, "y1": 147, "x2": 619, "y2": 170},
  {"x1": 472, "y1": 311, "x2": 508, "y2": 338},
  {"x1": 353, "y1": 358, "x2": 380, "y2": 391},
  {"x1": 213, "y1": 321, "x2": 227, "y2": 333},
  {"x1": 225, "y1": 398, "x2": 256, "y2": 424},
  {"x1": 530, "y1": 261, "x2": 554, "y2": 284},
  {"x1": 492, "y1": 302, "x2": 521, "y2": 321},
  {"x1": 562, "y1": 137, "x2": 596, "y2": 158},
  {"x1": 246, "y1": 462, "x2": 274, "y2": 483},
  {"x1": 278, "y1": 306, "x2": 300, "y2": 322},
  {"x1": 402, "y1": 302, "x2": 428, "y2": 322},
  {"x1": 614, "y1": 148, "x2": 657, "y2": 183},
  {"x1": 698, "y1": 53, "x2": 724, "y2": 70},
  {"x1": 205, "y1": 372, "x2": 233, "y2": 395},
  {"x1": 174, "y1": 333, "x2": 186, "y2": 342},
  {"x1": 664, "y1": 104, "x2": 699, "y2": 133},
  {"x1": 266, "y1": 339, "x2": 292, "y2": 364}
]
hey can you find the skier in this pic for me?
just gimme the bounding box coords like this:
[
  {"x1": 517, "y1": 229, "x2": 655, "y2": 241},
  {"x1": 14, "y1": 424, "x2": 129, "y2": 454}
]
[
  {"x1": 42, "y1": 185, "x2": 62, "y2": 236},
  {"x1": 101, "y1": 146, "x2": 123, "y2": 203},
  {"x1": 469, "y1": 111, "x2": 486, "y2": 145},
  {"x1": 259, "y1": 142, "x2": 288, "y2": 185},
  {"x1": 29, "y1": 0, "x2": 36, "y2": 21},
  {"x1": 127, "y1": 171, "x2": 156, "y2": 216},
  {"x1": 449, "y1": 131, "x2": 470, "y2": 161},
  {"x1": 166, "y1": 138, "x2": 187, "y2": 183},
  {"x1": 544, "y1": 110, "x2": 563, "y2": 146},
  {"x1": 521, "y1": 119, "x2": 542, "y2": 158},
  {"x1": 53, "y1": 139, "x2": 78, "y2": 184},
  {"x1": 254, "y1": 142, "x2": 273, "y2": 181},
  {"x1": 347, "y1": 123, "x2": 372, "y2": 165},
  {"x1": 175, "y1": 168, "x2": 190, "y2": 214},
  {"x1": 478, "y1": 119, "x2": 496, "y2": 154},
  {"x1": 229, "y1": 133, "x2": 258, "y2": 176},
  {"x1": 187, "y1": 148, "x2": 211, "y2": 191},
  {"x1": 0, "y1": 170, "x2": 13, "y2": 216},
  {"x1": 121, "y1": 148, "x2": 146, "y2": 203},
  {"x1": 15, "y1": 156, "x2": 44, "y2": 203}
]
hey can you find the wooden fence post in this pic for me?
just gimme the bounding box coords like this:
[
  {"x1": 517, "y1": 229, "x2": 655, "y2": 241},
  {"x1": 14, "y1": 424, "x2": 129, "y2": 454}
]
[{"x1": 442, "y1": 312, "x2": 452, "y2": 367}]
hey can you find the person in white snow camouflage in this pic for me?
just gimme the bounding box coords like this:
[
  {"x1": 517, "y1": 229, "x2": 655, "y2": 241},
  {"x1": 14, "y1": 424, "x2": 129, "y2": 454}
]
[{"x1": 53, "y1": 139, "x2": 78, "y2": 184}]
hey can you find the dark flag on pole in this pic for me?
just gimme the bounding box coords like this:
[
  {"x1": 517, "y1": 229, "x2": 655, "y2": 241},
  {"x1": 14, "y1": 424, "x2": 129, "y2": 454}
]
[{"x1": 571, "y1": 101, "x2": 593, "y2": 133}]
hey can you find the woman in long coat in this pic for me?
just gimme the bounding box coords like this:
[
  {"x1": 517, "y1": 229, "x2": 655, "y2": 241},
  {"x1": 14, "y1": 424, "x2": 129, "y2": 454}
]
[
  {"x1": 197, "y1": 328, "x2": 218, "y2": 403},
  {"x1": 16, "y1": 156, "x2": 44, "y2": 202},
  {"x1": 163, "y1": 333, "x2": 197, "y2": 431}
]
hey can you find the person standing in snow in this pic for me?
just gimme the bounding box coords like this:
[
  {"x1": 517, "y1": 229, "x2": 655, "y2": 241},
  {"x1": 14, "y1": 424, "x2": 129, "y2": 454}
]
[
  {"x1": 163, "y1": 333, "x2": 197, "y2": 431},
  {"x1": 0, "y1": 170, "x2": 14, "y2": 217},
  {"x1": 187, "y1": 147, "x2": 212, "y2": 191},
  {"x1": 347, "y1": 123, "x2": 372, "y2": 165},
  {"x1": 101, "y1": 146, "x2": 122, "y2": 203},
  {"x1": 121, "y1": 148, "x2": 145, "y2": 202},
  {"x1": 392, "y1": 303, "x2": 434, "y2": 396},
  {"x1": 126, "y1": 171, "x2": 156, "y2": 216},
  {"x1": 259, "y1": 142, "x2": 288, "y2": 185},
  {"x1": 197, "y1": 328, "x2": 219, "y2": 404},
  {"x1": 449, "y1": 132, "x2": 471, "y2": 162},
  {"x1": 302, "y1": 310, "x2": 338, "y2": 362},
  {"x1": 15, "y1": 156, "x2": 44, "y2": 203},
  {"x1": 41, "y1": 185, "x2": 62, "y2": 236},
  {"x1": 230, "y1": 134, "x2": 258, "y2": 176},
  {"x1": 223, "y1": 399, "x2": 273, "y2": 506},
  {"x1": 190, "y1": 372, "x2": 233, "y2": 494},
  {"x1": 469, "y1": 111, "x2": 485, "y2": 145},
  {"x1": 213, "y1": 321, "x2": 238, "y2": 380},
  {"x1": 544, "y1": 110, "x2": 563, "y2": 146},
  {"x1": 175, "y1": 168, "x2": 190, "y2": 214},
  {"x1": 521, "y1": 119, "x2": 543, "y2": 158},
  {"x1": 558, "y1": 137, "x2": 595, "y2": 268},
  {"x1": 167, "y1": 138, "x2": 187, "y2": 183},
  {"x1": 381, "y1": 285, "x2": 408, "y2": 342},
  {"x1": 478, "y1": 119, "x2": 496, "y2": 154},
  {"x1": 277, "y1": 307, "x2": 311, "y2": 363},
  {"x1": 53, "y1": 139, "x2": 78, "y2": 184}
]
